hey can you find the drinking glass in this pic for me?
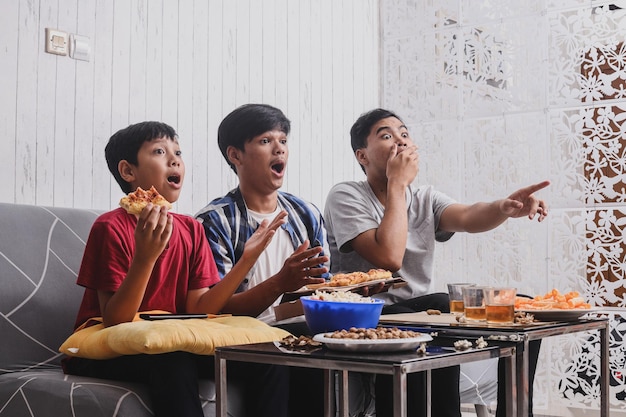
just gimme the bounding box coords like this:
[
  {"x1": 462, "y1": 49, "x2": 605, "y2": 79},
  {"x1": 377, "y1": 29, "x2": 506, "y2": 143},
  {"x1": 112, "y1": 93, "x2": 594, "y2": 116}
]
[
  {"x1": 485, "y1": 287, "x2": 517, "y2": 324},
  {"x1": 462, "y1": 286, "x2": 486, "y2": 321},
  {"x1": 447, "y1": 283, "x2": 474, "y2": 313}
]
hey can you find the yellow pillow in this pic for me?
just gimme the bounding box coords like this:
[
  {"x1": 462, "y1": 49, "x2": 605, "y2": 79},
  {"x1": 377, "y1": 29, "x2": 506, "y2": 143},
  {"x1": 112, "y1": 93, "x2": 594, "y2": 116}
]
[{"x1": 59, "y1": 311, "x2": 291, "y2": 359}]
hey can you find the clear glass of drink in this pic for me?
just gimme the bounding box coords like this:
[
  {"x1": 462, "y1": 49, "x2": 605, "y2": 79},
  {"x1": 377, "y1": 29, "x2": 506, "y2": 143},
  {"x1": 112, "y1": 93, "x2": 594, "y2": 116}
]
[
  {"x1": 462, "y1": 286, "x2": 486, "y2": 321},
  {"x1": 485, "y1": 287, "x2": 517, "y2": 324},
  {"x1": 447, "y1": 283, "x2": 475, "y2": 313}
]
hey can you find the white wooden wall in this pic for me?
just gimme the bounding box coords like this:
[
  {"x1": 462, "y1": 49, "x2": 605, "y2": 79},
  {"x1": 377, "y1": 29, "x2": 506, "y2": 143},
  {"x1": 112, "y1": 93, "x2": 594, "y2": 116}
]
[{"x1": 0, "y1": 0, "x2": 379, "y2": 214}]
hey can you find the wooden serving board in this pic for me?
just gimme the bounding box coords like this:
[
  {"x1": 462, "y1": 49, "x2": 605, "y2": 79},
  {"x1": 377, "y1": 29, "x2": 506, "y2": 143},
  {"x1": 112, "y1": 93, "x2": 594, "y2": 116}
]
[
  {"x1": 380, "y1": 312, "x2": 459, "y2": 325},
  {"x1": 288, "y1": 277, "x2": 406, "y2": 295},
  {"x1": 379, "y1": 311, "x2": 557, "y2": 328}
]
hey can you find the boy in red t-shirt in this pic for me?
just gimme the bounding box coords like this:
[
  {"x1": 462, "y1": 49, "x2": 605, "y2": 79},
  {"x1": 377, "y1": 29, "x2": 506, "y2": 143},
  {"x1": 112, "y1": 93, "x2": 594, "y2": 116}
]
[{"x1": 63, "y1": 121, "x2": 288, "y2": 417}]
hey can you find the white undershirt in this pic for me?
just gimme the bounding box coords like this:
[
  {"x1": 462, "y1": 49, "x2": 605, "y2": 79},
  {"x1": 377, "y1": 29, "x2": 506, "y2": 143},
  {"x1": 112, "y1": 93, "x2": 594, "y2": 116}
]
[{"x1": 247, "y1": 206, "x2": 293, "y2": 323}]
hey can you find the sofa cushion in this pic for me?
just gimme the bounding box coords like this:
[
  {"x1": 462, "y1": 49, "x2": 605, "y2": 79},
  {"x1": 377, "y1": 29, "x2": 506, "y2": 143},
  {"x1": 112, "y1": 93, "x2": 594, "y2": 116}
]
[
  {"x1": 0, "y1": 204, "x2": 101, "y2": 374},
  {"x1": 59, "y1": 312, "x2": 291, "y2": 359},
  {"x1": 0, "y1": 203, "x2": 238, "y2": 417},
  {"x1": 0, "y1": 371, "x2": 217, "y2": 417}
]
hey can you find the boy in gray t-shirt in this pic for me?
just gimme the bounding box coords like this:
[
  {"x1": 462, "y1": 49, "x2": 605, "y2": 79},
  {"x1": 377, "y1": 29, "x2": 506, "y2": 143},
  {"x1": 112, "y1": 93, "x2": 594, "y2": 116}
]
[
  {"x1": 325, "y1": 108, "x2": 549, "y2": 417},
  {"x1": 326, "y1": 180, "x2": 455, "y2": 304}
]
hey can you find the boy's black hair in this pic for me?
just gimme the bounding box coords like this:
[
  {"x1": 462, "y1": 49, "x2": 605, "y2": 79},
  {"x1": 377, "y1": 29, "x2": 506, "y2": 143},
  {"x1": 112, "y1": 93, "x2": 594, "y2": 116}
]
[
  {"x1": 105, "y1": 121, "x2": 178, "y2": 194},
  {"x1": 218, "y1": 104, "x2": 291, "y2": 173},
  {"x1": 350, "y1": 108, "x2": 403, "y2": 153}
]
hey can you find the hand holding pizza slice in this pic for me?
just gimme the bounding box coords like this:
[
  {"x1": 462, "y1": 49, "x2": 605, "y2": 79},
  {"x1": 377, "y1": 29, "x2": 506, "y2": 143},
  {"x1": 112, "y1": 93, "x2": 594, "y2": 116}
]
[{"x1": 120, "y1": 186, "x2": 172, "y2": 215}]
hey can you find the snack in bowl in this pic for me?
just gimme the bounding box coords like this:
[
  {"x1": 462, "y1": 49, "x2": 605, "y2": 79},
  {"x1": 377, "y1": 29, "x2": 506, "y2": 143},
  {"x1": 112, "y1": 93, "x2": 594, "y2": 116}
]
[
  {"x1": 309, "y1": 290, "x2": 375, "y2": 302},
  {"x1": 301, "y1": 291, "x2": 385, "y2": 334},
  {"x1": 312, "y1": 326, "x2": 433, "y2": 352},
  {"x1": 119, "y1": 186, "x2": 172, "y2": 215},
  {"x1": 515, "y1": 289, "x2": 591, "y2": 310},
  {"x1": 279, "y1": 335, "x2": 323, "y2": 351},
  {"x1": 323, "y1": 326, "x2": 423, "y2": 340}
]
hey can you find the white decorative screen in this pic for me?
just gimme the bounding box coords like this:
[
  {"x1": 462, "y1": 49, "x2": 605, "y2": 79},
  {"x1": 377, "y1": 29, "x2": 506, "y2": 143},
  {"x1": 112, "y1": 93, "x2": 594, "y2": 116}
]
[{"x1": 381, "y1": 1, "x2": 626, "y2": 414}]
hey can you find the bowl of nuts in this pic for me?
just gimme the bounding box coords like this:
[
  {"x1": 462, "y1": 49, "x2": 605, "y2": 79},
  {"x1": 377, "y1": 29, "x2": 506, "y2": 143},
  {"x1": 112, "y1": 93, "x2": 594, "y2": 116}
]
[
  {"x1": 300, "y1": 291, "x2": 385, "y2": 334},
  {"x1": 312, "y1": 327, "x2": 432, "y2": 352}
]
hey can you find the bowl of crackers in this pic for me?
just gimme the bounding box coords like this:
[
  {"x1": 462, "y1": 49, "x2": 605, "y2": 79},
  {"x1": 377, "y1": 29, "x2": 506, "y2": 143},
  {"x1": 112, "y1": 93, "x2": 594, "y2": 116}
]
[{"x1": 300, "y1": 290, "x2": 385, "y2": 334}]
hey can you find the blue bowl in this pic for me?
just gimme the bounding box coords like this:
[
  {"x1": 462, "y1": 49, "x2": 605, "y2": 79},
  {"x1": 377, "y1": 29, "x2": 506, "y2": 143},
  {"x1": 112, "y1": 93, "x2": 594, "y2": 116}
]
[{"x1": 300, "y1": 296, "x2": 385, "y2": 334}]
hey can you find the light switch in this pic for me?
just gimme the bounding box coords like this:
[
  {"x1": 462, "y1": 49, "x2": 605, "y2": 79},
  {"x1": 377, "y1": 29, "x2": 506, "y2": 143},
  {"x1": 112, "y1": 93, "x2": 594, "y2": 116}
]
[
  {"x1": 69, "y1": 34, "x2": 90, "y2": 62},
  {"x1": 45, "y1": 28, "x2": 68, "y2": 56}
]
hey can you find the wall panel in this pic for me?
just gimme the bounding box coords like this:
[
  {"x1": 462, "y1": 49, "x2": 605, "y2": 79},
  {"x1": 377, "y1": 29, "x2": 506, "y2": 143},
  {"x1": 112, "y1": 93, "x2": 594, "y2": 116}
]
[
  {"x1": 160, "y1": 0, "x2": 178, "y2": 128},
  {"x1": 73, "y1": 0, "x2": 96, "y2": 209},
  {"x1": 54, "y1": 0, "x2": 78, "y2": 207},
  {"x1": 190, "y1": 0, "x2": 209, "y2": 214},
  {"x1": 17, "y1": 0, "x2": 41, "y2": 204},
  {"x1": 92, "y1": 0, "x2": 114, "y2": 208},
  {"x1": 144, "y1": 0, "x2": 163, "y2": 122},
  {"x1": 1, "y1": 0, "x2": 380, "y2": 214},
  {"x1": 0, "y1": 1, "x2": 19, "y2": 202}
]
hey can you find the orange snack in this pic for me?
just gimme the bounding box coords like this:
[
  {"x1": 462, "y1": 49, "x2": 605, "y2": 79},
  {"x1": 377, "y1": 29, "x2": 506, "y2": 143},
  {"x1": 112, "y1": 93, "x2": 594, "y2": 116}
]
[{"x1": 515, "y1": 289, "x2": 590, "y2": 310}]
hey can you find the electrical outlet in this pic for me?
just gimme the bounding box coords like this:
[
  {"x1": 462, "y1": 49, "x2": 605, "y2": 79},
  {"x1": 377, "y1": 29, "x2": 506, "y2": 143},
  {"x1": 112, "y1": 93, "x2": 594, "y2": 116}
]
[{"x1": 45, "y1": 28, "x2": 68, "y2": 56}]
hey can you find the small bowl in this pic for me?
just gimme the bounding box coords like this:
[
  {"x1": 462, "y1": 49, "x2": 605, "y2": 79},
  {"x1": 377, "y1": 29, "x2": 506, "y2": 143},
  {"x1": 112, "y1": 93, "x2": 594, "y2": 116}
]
[{"x1": 300, "y1": 296, "x2": 385, "y2": 334}]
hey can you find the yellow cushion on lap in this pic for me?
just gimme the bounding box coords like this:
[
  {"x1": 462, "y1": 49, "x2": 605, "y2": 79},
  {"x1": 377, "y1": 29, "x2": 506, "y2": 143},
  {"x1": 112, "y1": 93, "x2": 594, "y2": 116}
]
[{"x1": 59, "y1": 311, "x2": 291, "y2": 359}]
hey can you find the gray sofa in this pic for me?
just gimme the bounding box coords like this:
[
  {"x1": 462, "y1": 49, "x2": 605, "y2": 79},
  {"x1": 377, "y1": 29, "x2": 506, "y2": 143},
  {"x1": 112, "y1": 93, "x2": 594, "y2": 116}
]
[
  {"x1": 0, "y1": 201, "x2": 497, "y2": 417},
  {"x1": 0, "y1": 203, "x2": 216, "y2": 417}
]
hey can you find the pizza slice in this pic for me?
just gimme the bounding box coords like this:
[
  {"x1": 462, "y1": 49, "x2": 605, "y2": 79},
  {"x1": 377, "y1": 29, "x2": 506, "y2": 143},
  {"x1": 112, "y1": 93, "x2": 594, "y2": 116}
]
[
  {"x1": 366, "y1": 268, "x2": 392, "y2": 281},
  {"x1": 119, "y1": 186, "x2": 172, "y2": 215},
  {"x1": 301, "y1": 268, "x2": 395, "y2": 292},
  {"x1": 327, "y1": 269, "x2": 392, "y2": 287}
]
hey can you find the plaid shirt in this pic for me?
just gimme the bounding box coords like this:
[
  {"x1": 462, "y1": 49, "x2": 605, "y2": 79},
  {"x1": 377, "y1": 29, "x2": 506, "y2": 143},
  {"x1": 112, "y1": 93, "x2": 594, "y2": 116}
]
[{"x1": 195, "y1": 187, "x2": 330, "y2": 292}]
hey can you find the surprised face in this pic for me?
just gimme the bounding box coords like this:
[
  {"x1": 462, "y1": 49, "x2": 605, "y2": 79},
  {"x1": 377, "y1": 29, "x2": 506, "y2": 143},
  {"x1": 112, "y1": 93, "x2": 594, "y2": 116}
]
[
  {"x1": 228, "y1": 129, "x2": 289, "y2": 195},
  {"x1": 125, "y1": 136, "x2": 185, "y2": 204}
]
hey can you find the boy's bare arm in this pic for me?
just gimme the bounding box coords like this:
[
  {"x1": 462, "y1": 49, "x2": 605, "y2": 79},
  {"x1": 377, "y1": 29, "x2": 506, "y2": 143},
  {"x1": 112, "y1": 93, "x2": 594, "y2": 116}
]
[
  {"x1": 99, "y1": 205, "x2": 173, "y2": 327},
  {"x1": 218, "y1": 242, "x2": 327, "y2": 317},
  {"x1": 350, "y1": 183, "x2": 408, "y2": 272},
  {"x1": 439, "y1": 180, "x2": 550, "y2": 233},
  {"x1": 186, "y1": 211, "x2": 308, "y2": 315},
  {"x1": 350, "y1": 145, "x2": 417, "y2": 272}
]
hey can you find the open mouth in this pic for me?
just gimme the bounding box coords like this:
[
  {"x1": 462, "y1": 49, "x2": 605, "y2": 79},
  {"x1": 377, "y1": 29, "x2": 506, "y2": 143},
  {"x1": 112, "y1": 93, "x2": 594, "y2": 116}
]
[
  {"x1": 167, "y1": 175, "x2": 181, "y2": 184},
  {"x1": 271, "y1": 162, "x2": 285, "y2": 174}
]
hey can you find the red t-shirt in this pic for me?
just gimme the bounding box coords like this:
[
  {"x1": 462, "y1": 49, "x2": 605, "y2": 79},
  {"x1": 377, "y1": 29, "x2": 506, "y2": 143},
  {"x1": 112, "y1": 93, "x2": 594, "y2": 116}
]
[{"x1": 73, "y1": 208, "x2": 220, "y2": 329}]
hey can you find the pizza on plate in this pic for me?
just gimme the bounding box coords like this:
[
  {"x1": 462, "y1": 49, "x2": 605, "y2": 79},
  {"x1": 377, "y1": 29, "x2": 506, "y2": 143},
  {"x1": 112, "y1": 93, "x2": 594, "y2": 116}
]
[
  {"x1": 326, "y1": 268, "x2": 393, "y2": 287},
  {"x1": 119, "y1": 186, "x2": 172, "y2": 215}
]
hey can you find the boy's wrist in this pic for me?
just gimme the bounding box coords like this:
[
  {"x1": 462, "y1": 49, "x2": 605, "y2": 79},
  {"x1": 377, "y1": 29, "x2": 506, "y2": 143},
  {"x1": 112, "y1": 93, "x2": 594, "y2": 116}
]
[
  {"x1": 237, "y1": 251, "x2": 258, "y2": 270},
  {"x1": 387, "y1": 177, "x2": 411, "y2": 190},
  {"x1": 267, "y1": 273, "x2": 289, "y2": 298},
  {"x1": 130, "y1": 254, "x2": 157, "y2": 270}
]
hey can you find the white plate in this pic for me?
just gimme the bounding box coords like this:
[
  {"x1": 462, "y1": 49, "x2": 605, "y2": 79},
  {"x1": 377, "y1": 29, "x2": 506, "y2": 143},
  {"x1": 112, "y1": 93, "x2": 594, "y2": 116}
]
[
  {"x1": 518, "y1": 308, "x2": 593, "y2": 322},
  {"x1": 312, "y1": 332, "x2": 432, "y2": 352}
]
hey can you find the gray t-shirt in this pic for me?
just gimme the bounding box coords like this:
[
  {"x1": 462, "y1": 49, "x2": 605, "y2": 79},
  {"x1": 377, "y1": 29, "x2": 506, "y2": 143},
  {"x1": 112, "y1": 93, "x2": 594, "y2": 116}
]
[{"x1": 324, "y1": 181, "x2": 455, "y2": 304}]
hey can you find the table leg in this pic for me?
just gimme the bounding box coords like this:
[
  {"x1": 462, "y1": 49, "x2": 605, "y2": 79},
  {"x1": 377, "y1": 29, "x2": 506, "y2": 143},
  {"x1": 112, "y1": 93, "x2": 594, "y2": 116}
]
[
  {"x1": 600, "y1": 322, "x2": 610, "y2": 417},
  {"x1": 329, "y1": 370, "x2": 349, "y2": 417},
  {"x1": 392, "y1": 366, "x2": 407, "y2": 417},
  {"x1": 517, "y1": 339, "x2": 529, "y2": 417},
  {"x1": 426, "y1": 369, "x2": 431, "y2": 417},
  {"x1": 504, "y1": 350, "x2": 517, "y2": 417},
  {"x1": 215, "y1": 351, "x2": 227, "y2": 417}
]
